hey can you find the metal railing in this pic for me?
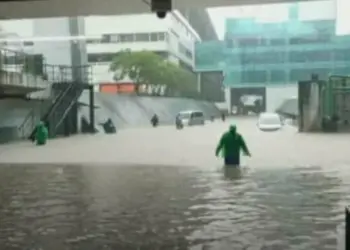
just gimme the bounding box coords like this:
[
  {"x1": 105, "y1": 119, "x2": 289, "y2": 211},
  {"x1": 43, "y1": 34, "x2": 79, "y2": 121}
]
[
  {"x1": 18, "y1": 64, "x2": 93, "y2": 140},
  {"x1": 0, "y1": 47, "x2": 49, "y2": 89}
]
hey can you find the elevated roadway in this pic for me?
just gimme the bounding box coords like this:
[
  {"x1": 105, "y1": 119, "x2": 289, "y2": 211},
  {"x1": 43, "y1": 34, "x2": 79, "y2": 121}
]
[{"x1": 1, "y1": 0, "x2": 316, "y2": 20}]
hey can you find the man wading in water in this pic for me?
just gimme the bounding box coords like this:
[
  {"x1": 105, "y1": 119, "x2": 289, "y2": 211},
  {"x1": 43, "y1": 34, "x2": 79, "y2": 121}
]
[{"x1": 215, "y1": 125, "x2": 251, "y2": 166}]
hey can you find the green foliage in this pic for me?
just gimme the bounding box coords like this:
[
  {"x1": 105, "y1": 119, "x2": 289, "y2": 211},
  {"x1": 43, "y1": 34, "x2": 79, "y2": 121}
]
[{"x1": 109, "y1": 50, "x2": 198, "y2": 97}]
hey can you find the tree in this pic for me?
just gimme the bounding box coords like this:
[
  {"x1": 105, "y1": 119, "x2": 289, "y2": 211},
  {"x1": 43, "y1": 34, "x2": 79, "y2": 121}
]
[
  {"x1": 110, "y1": 50, "x2": 164, "y2": 94},
  {"x1": 109, "y1": 50, "x2": 198, "y2": 97}
]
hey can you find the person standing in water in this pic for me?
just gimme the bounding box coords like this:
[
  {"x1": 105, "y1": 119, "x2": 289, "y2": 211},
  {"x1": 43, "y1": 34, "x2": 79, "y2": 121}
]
[
  {"x1": 215, "y1": 125, "x2": 251, "y2": 166},
  {"x1": 34, "y1": 121, "x2": 49, "y2": 146}
]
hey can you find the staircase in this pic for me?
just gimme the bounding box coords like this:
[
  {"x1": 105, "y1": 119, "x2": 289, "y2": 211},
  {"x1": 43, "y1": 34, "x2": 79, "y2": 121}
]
[
  {"x1": 23, "y1": 64, "x2": 92, "y2": 140},
  {"x1": 43, "y1": 81, "x2": 85, "y2": 137}
]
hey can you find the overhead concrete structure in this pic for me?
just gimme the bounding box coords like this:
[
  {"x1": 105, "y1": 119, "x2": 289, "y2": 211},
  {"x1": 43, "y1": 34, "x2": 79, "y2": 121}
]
[{"x1": 1, "y1": 0, "x2": 317, "y2": 20}]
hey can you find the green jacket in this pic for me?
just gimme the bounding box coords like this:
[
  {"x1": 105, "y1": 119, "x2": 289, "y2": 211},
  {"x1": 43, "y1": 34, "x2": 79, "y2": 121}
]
[
  {"x1": 216, "y1": 127, "x2": 250, "y2": 158},
  {"x1": 35, "y1": 122, "x2": 48, "y2": 145}
]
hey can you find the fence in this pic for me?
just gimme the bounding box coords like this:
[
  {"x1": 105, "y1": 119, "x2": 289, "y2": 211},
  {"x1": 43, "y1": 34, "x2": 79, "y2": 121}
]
[{"x1": 0, "y1": 47, "x2": 48, "y2": 89}]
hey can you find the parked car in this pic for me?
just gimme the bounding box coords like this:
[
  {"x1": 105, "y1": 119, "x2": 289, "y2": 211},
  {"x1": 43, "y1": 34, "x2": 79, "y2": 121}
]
[{"x1": 257, "y1": 112, "x2": 283, "y2": 131}]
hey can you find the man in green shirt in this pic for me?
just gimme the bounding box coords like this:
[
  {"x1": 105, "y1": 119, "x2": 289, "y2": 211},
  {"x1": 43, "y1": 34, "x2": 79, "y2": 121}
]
[{"x1": 215, "y1": 125, "x2": 251, "y2": 166}]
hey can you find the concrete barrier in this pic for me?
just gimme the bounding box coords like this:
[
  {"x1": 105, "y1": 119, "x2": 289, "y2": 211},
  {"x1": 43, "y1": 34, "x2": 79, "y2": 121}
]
[
  {"x1": 78, "y1": 92, "x2": 221, "y2": 131},
  {"x1": 0, "y1": 92, "x2": 221, "y2": 142}
]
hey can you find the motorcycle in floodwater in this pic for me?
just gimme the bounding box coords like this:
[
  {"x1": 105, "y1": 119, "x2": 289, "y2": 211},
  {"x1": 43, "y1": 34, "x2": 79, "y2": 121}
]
[
  {"x1": 176, "y1": 122, "x2": 183, "y2": 130},
  {"x1": 151, "y1": 114, "x2": 159, "y2": 127},
  {"x1": 175, "y1": 117, "x2": 183, "y2": 130}
]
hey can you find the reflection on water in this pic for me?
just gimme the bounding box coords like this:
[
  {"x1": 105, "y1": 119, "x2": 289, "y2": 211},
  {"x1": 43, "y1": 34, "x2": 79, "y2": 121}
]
[{"x1": 0, "y1": 164, "x2": 347, "y2": 249}]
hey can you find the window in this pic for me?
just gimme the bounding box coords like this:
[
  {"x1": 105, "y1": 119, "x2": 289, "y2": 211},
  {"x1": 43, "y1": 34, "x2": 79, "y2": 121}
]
[
  {"x1": 86, "y1": 38, "x2": 101, "y2": 44},
  {"x1": 241, "y1": 70, "x2": 267, "y2": 83},
  {"x1": 334, "y1": 49, "x2": 350, "y2": 61},
  {"x1": 289, "y1": 50, "x2": 331, "y2": 63},
  {"x1": 192, "y1": 112, "x2": 204, "y2": 118},
  {"x1": 239, "y1": 52, "x2": 284, "y2": 65},
  {"x1": 269, "y1": 38, "x2": 285, "y2": 46},
  {"x1": 119, "y1": 34, "x2": 134, "y2": 43},
  {"x1": 101, "y1": 34, "x2": 111, "y2": 43},
  {"x1": 289, "y1": 35, "x2": 330, "y2": 45},
  {"x1": 260, "y1": 52, "x2": 285, "y2": 64},
  {"x1": 334, "y1": 67, "x2": 350, "y2": 75},
  {"x1": 110, "y1": 34, "x2": 119, "y2": 43},
  {"x1": 270, "y1": 70, "x2": 286, "y2": 82},
  {"x1": 150, "y1": 33, "x2": 158, "y2": 42},
  {"x1": 289, "y1": 68, "x2": 329, "y2": 81},
  {"x1": 3, "y1": 55, "x2": 24, "y2": 65},
  {"x1": 23, "y1": 41, "x2": 34, "y2": 46},
  {"x1": 238, "y1": 38, "x2": 259, "y2": 48},
  {"x1": 88, "y1": 53, "x2": 116, "y2": 63},
  {"x1": 135, "y1": 33, "x2": 149, "y2": 42},
  {"x1": 158, "y1": 32, "x2": 165, "y2": 41}
]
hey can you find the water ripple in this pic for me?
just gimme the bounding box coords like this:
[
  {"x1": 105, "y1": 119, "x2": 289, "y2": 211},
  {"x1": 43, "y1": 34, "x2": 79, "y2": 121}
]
[{"x1": 0, "y1": 164, "x2": 348, "y2": 249}]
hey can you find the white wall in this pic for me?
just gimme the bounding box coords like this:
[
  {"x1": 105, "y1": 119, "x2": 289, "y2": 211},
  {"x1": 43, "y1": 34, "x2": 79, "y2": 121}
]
[
  {"x1": 85, "y1": 14, "x2": 170, "y2": 35},
  {"x1": 266, "y1": 84, "x2": 298, "y2": 112},
  {"x1": 32, "y1": 17, "x2": 72, "y2": 66}
]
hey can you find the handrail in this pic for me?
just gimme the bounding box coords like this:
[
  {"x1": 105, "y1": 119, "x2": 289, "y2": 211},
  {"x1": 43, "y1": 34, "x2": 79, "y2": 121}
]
[
  {"x1": 52, "y1": 84, "x2": 84, "y2": 133},
  {"x1": 44, "y1": 82, "x2": 76, "y2": 121},
  {"x1": 17, "y1": 108, "x2": 35, "y2": 139},
  {"x1": 25, "y1": 81, "x2": 75, "y2": 140}
]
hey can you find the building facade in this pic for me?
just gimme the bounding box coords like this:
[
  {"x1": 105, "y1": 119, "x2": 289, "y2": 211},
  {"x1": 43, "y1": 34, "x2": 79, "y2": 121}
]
[
  {"x1": 195, "y1": 0, "x2": 349, "y2": 112},
  {"x1": 84, "y1": 12, "x2": 200, "y2": 91},
  {"x1": 179, "y1": 9, "x2": 224, "y2": 102}
]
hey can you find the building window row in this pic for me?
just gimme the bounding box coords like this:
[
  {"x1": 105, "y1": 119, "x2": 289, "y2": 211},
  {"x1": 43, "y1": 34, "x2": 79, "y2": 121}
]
[
  {"x1": 229, "y1": 67, "x2": 350, "y2": 84},
  {"x1": 87, "y1": 32, "x2": 167, "y2": 44},
  {"x1": 227, "y1": 49, "x2": 350, "y2": 65},
  {"x1": 87, "y1": 51, "x2": 169, "y2": 63},
  {"x1": 226, "y1": 35, "x2": 332, "y2": 48}
]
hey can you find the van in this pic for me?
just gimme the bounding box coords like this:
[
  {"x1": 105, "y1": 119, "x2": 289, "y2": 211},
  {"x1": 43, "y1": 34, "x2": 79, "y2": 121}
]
[{"x1": 177, "y1": 110, "x2": 205, "y2": 126}]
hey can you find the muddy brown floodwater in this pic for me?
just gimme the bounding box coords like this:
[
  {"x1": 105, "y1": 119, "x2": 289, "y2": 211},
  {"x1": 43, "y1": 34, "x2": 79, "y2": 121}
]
[{"x1": 0, "y1": 118, "x2": 349, "y2": 249}]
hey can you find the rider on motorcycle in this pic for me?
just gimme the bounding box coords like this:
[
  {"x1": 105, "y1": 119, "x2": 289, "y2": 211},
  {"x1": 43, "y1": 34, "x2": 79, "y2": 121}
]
[{"x1": 151, "y1": 114, "x2": 159, "y2": 127}]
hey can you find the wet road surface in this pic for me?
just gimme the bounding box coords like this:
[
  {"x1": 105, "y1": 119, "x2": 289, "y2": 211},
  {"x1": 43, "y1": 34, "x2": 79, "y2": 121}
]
[{"x1": 0, "y1": 118, "x2": 349, "y2": 249}]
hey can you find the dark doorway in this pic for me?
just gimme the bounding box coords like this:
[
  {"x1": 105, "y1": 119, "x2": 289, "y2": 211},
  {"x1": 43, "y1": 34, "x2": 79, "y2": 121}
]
[{"x1": 230, "y1": 87, "x2": 266, "y2": 115}]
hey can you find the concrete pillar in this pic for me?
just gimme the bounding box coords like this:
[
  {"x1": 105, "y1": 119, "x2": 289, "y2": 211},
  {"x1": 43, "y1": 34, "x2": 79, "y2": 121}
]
[
  {"x1": 197, "y1": 72, "x2": 201, "y2": 93},
  {"x1": 224, "y1": 87, "x2": 232, "y2": 114},
  {"x1": 89, "y1": 85, "x2": 95, "y2": 133}
]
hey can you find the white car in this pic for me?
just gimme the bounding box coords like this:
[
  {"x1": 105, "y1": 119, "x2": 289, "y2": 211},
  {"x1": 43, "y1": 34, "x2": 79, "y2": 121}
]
[{"x1": 257, "y1": 112, "x2": 283, "y2": 131}]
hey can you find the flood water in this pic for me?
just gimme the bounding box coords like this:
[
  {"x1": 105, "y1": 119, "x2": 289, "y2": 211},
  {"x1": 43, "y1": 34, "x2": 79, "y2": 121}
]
[{"x1": 0, "y1": 119, "x2": 349, "y2": 250}]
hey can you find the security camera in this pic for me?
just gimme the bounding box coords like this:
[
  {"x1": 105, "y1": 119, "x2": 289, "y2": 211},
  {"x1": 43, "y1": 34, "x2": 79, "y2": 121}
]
[
  {"x1": 151, "y1": 0, "x2": 171, "y2": 19},
  {"x1": 156, "y1": 11, "x2": 167, "y2": 19}
]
